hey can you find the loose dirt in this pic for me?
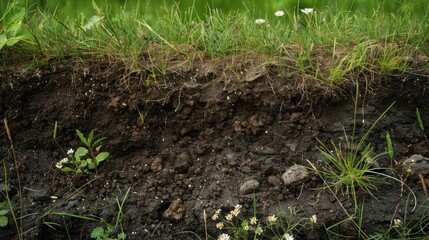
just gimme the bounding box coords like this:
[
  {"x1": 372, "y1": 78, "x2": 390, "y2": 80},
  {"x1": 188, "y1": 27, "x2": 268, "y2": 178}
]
[{"x1": 1, "y1": 54, "x2": 429, "y2": 239}]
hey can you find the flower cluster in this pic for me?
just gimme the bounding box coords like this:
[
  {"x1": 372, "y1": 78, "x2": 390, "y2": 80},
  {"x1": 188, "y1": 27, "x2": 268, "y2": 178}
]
[
  {"x1": 55, "y1": 148, "x2": 74, "y2": 169},
  {"x1": 211, "y1": 204, "x2": 317, "y2": 239}
]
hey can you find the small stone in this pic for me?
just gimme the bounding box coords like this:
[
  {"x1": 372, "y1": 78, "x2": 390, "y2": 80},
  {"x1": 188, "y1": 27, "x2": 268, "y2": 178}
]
[
  {"x1": 162, "y1": 199, "x2": 185, "y2": 222},
  {"x1": 402, "y1": 154, "x2": 429, "y2": 176},
  {"x1": 150, "y1": 157, "x2": 162, "y2": 172},
  {"x1": 282, "y1": 165, "x2": 310, "y2": 188},
  {"x1": 239, "y1": 179, "x2": 260, "y2": 195},
  {"x1": 267, "y1": 175, "x2": 283, "y2": 186}
]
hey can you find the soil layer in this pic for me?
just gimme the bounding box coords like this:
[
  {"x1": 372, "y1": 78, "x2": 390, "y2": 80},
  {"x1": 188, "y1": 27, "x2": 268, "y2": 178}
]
[{"x1": 1, "y1": 56, "x2": 429, "y2": 239}]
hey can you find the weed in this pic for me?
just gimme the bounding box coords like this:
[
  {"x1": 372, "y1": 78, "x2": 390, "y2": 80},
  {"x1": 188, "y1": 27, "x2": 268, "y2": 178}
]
[
  {"x1": 55, "y1": 129, "x2": 109, "y2": 175},
  {"x1": 137, "y1": 108, "x2": 147, "y2": 125},
  {"x1": 311, "y1": 85, "x2": 395, "y2": 210}
]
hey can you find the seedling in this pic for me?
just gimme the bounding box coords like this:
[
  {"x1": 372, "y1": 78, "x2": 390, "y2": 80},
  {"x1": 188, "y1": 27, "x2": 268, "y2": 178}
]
[
  {"x1": 56, "y1": 129, "x2": 109, "y2": 175},
  {"x1": 137, "y1": 108, "x2": 147, "y2": 124}
]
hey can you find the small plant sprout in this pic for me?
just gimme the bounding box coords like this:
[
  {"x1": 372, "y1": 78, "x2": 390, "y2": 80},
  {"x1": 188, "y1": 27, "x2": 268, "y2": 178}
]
[
  {"x1": 56, "y1": 129, "x2": 109, "y2": 175},
  {"x1": 137, "y1": 108, "x2": 147, "y2": 124}
]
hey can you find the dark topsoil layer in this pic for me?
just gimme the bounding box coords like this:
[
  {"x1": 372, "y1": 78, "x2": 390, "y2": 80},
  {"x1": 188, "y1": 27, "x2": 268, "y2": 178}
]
[{"x1": 1, "y1": 52, "x2": 429, "y2": 239}]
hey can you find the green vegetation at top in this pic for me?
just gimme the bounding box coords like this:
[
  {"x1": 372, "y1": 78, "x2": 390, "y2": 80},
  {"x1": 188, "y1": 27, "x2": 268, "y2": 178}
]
[{"x1": 1, "y1": 0, "x2": 428, "y2": 84}]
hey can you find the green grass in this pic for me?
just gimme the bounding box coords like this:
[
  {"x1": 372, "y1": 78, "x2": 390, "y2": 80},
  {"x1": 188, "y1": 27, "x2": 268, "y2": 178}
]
[{"x1": 0, "y1": 0, "x2": 427, "y2": 85}]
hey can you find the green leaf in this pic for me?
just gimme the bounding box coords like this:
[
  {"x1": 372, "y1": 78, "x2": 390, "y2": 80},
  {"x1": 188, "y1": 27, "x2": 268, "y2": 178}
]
[
  {"x1": 93, "y1": 137, "x2": 107, "y2": 147},
  {"x1": 90, "y1": 227, "x2": 105, "y2": 239},
  {"x1": 0, "y1": 210, "x2": 8, "y2": 216},
  {"x1": 80, "y1": 160, "x2": 88, "y2": 168},
  {"x1": 95, "y1": 152, "x2": 109, "y2": 163},
  {"x1": 87, "y1": 130, "x2": 94, "y2": 146},
  {"x1": 76, "y1": 129, "x2": 89, "y2": 147},
  {"x1": 117, "y1": 232, "x2": 127, "y2": 240},
  {"x1": 9, "y1": 7, "x2": 25, "y2": 24},
  {"x1": 92, "y1": 1, "x2": 101, "y2": 15},
  {"x1": 60, "y1": 167, "x2": 74, "y2": 172},
  {"x1": 87, "y1": 159, "x2": 96, "y2": 169},
  {"x1": 0, "y1": 34, "x2": 7, "y2": 50},
  {"x1": 75, "y1": 147, "x2": 88, "y2": 158},
  {"x1": 0, "y1": 216, "x2": 7, "y2": 227}
]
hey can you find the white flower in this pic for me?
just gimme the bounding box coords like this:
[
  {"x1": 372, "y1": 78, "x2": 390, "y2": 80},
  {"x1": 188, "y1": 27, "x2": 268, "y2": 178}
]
[
  {"x1": 267, "y1": 214, "x2": 278, "y2": 222},
  {"x1": 310, "y1": 214, "x2": 317, "y2": 223},
  {"x1": 283, "y1": 233, "x2": 294, "y2": 240},
  {"x1": 255, "y1": 19, "x2": 266, "y2": 25},
  {"x1": 218, "y1": 233, "x2": 230, "y2": 240},
  {"x1": 250, "y1": 216, "x2": 258, "y2": 225},
  {"x1": 301, "y1": 8, "x2": 314, "y2": 14},
  {"x1": 216, "y1": 222, "x2": 224, "y2": 229},
  {"x1": 67, "y1": 148, "x2": 74, "y2": 155},
  {"x1": 55, "y1": 161, "x2": 63, "y2": 169},
  {"x1": 275, "y1": 11, "x2": 285, "y2": 17},
  {"x1": 394, "y1": 219, "x2": 402, "y2": 227},
  {"x1": 60, "y1": 158, "x2": 69, "y2": 163}
]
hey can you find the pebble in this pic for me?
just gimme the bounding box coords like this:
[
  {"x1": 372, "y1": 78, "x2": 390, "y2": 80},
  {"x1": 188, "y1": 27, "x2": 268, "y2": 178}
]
[
  {"x1": 282, "y1": 164, "x2": 310, "y2": 188},
  {"x1": 239, "y1": 179, "x2": 260, "y2": 195}
]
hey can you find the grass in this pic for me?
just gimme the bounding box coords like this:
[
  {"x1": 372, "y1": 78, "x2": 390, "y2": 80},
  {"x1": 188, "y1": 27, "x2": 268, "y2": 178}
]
[{"x1": 0, "y1": 0, "x2": 428, "y2": 85}]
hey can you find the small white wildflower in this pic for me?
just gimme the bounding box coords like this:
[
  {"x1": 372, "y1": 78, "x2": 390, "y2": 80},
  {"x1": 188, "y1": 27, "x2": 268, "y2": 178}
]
[
  {"x1": 283, "y1": 233, "x2": 294, "y2": 240},
  {"x1": 60, "y1": 158, "x2": 69, "y2": 163},
  {"x1": 310, "y1": 214, "x2": 317, "y2": 223},
  {"x1": 394, "y1": 219, "x2": 402, "y2": 227},
  {"x1": 67, "y1": 148, "x2": 74, "y2": 155},
  {"x1": 301, "y1": 8, "x2": 314, "y2": 14},
  {"x1": 218, "y1": 233, "x2": 230, "y2": 240},
  {"x1": 255, "y1": 226, "x2": 263, "y2": 235},
  {"x1": 55, "y1": 161, "x2": 63, "y2": 169},
  {"x1": 275, "y1": 11, "x2": 285, "y2": 17},
  {"x1": 226, "y1": 214, "x2": 233, "y2": 221},
  {"x1": 234, "y1": 204, "x2": 242, "y2": 210},
  {"x1": 267, "y1": 214, "x2": 278, "y2": 222},
  {"x1": 255, "y1": 19, "x2": 266, "y2": 25},
  {"x1": 216, "y1": 222, "x2": 224, "y2": 229},
  {"x1": 250, "y1": 216, "x2": 258, "y2": 225}
]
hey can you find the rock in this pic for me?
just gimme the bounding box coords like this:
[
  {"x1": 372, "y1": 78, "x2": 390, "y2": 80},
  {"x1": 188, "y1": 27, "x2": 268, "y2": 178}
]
[
  {"x1": 282, "y1": 165, "x2": 310, "y2": 187},
  {"x1": 0, "y1": 182, "x2": 10, "y2": 192},
  {"x1": 162, "y1": 199, "x2": 185, "y2": 222},
  {"x1": 174, "y1": 152, "x2": 190, "y2": 173},
  {"x1": 402, "y1": 154, "x2": 429, "y2": 176},
  {"x1": 27, "y1": 188, "x2": 49, "y2": 201},
  {"x1": 239, "y1": 179, "x2": 260, "y2": 195},
  {"x1": 150, "y1": 157, "x2": 162, "y2": 172},
  {"x1": 267, "y1": 175, "x2": 283, "y2": 186}
]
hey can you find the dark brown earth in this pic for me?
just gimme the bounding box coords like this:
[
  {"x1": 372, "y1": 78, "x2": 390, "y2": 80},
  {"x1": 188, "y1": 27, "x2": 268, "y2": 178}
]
[{"x1": 1, "y1": 51, "x2": 429, "y2": 239}]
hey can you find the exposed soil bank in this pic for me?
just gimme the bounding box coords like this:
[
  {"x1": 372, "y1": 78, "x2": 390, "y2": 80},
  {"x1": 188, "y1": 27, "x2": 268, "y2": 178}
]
[{"x1": 1, "y1": 56, "x2": 429, "y2": 239}]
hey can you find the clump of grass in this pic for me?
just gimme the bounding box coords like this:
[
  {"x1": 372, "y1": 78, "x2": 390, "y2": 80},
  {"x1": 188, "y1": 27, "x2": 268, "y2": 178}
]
[{"x1": 309, "y1": 85, "x2": 395, "y2": 210}]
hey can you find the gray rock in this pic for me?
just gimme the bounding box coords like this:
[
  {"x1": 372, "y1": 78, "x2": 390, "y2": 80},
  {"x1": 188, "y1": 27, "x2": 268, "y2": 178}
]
[
  {"x1": 267, "y1": 175, "x2": 283, "y2": 186},
  {"x1": 162, "y1": 199, "x2": 185, "y2": 222},
  {"x1": 0, "y1": 182, "x2": 10, "y2": 192},
  {"x1": 239, "y1": 179, "x2": 259, "y2": 195},
  {"x1": 282, "y1": 165, "x2": 310, "y2": 187},
  {"x1": 402, "y1": 154, "x2": 429, "y2": 176}
]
